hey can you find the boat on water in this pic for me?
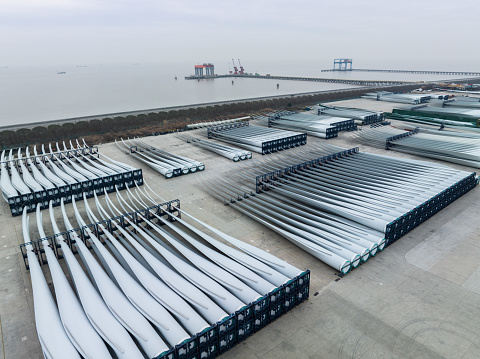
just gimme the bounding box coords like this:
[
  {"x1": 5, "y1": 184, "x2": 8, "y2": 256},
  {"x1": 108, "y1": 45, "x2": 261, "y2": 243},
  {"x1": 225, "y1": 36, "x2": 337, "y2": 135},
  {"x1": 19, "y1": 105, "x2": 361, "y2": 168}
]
[{"x1": 57, "y1": 71, "x2": 66, "y2": 74}]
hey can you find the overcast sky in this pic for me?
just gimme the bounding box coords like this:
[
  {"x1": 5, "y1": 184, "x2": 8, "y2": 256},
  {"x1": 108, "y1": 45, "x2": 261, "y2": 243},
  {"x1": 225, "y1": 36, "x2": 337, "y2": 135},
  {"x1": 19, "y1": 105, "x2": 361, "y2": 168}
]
[{"x1": 1, "y1": 0, "x2": 478, "y2": 70}]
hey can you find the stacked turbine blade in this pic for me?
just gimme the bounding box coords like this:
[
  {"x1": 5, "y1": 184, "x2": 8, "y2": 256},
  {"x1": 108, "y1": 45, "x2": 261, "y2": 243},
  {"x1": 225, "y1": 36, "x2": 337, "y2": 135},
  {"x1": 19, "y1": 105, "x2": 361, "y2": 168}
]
[
  {"x1": 21, "y1": 182, "x2": 310, "y2": 358},
  {"x1": 387, "y1": 112, "x2": 477, "y2": 128},
  {"x1": 416, "y1": 106, "x2": 480, "y2": 118},
  {"x1": 444, "y1": 97, "x2": 480, "y2": 109},
  {"x1": 116, "y1": 138, "x2": 204, "y2": 178},
  {"x1": 314, "y1": 105, "x2": 383, "y2": 125},
  {"x1": 0, "y1": 140, "x2": 143, "y2": 216},
  {"x1": 32, "y1": 205, "x2": 160, "y2": 358},
  {"x1": 355, "y1": 126, "x2": 480, "y2": 168},
  {"x1": 267, "y1": 111, "x2": 356, "y2": 138},
  {"x1": 392, "y1": 106, "x2": 480, "y2": 126},
  {"x1": 186, "y1": 116, "x2": 251, "y2": 129},
  {"x1": 362, "y1": 91, "x2": 431, "y2": 104},
  {"x1": 202, "y1": 144, "x2": 477, "y2": 275},
  {"x1": 21, "y1": 211, "x2": 82, "y2": 359},
  {"x1": 207, "y1": 121, "x2": 307, "y2": 154},
  {"x1": 0, "y1": 151, "x2": 18, "y2": 199},
  {"x1": 177, "y1": 133, "x2": 252, "y2": 162}
]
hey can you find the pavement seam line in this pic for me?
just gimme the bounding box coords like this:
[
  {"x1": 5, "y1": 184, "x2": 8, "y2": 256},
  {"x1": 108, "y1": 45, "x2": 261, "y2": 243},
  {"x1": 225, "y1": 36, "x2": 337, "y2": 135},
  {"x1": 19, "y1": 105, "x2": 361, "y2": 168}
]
[{"x1": 0, "y1": 315, "x2": 5, "y2": 359}]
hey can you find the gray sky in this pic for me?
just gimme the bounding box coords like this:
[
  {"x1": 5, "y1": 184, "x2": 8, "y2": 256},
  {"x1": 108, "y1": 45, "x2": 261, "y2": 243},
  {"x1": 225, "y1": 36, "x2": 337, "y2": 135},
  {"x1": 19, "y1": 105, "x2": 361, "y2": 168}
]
[{"x1": 1, "y1": 0, "x2": 479, "y2": 70}]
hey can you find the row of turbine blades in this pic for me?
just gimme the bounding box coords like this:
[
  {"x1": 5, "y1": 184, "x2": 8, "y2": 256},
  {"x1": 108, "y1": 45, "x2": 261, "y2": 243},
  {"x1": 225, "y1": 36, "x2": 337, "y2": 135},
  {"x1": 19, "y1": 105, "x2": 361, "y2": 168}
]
[{"x1": 23, "y1": 182, "x2": 301, "y2": 359}]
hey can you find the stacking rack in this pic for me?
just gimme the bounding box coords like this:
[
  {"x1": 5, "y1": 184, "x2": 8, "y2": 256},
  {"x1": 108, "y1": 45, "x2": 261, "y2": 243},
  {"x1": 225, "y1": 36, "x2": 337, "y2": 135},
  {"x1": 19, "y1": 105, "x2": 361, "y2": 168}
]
[
  {"x1": 271, "y1": 111, "x2": 356, "y2": 132},
  {"x1": 207, "y1": 121, "x2": 307, "y2": 155},
  {"x1": 267, "y1": 115, "x2": 339, "y2": 139},
  {"x1": 385, "y1": 127, "x2": 420, "y2": 149},
  {"x1": 317, "y1": 105, "x2": 383, "y2": 125},
  {"x1": 384, "y1": 172, "x2": 477, "y2": 244}
]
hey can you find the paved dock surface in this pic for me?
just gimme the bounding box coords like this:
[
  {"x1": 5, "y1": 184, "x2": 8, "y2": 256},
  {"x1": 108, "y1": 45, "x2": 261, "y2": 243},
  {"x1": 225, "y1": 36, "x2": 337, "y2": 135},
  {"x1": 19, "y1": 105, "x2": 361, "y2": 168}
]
[{"x1": 1, "y1": 97, "x2": 480, "y2": 359}]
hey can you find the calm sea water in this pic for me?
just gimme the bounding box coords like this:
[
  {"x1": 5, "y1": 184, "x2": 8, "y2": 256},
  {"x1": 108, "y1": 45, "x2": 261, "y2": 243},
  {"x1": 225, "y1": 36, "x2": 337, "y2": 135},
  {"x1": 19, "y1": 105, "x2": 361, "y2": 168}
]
[{"x1": 0, "y1": 61, "x2": 471, "y2": 127}]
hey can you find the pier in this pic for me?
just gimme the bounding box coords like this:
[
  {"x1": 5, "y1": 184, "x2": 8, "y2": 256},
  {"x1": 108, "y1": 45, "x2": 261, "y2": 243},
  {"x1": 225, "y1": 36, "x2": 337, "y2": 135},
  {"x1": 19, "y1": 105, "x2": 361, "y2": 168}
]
[
  {"x1": 321, "y1": 68, "x2": 480, "y2": 76},
  {"x1": 184, "y1": 73, "x2": 414, "y2": 86}
]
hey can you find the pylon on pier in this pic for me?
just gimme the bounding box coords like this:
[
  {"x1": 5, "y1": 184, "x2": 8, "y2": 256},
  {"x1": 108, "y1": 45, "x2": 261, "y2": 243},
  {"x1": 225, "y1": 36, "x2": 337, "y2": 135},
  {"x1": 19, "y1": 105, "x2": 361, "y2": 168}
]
[
  {"x1": 334, "y1": 59, "x2": 352, "y2": 71},
  {"x1": 194, "y1": 63, "x2": 215, "y2": 76}
]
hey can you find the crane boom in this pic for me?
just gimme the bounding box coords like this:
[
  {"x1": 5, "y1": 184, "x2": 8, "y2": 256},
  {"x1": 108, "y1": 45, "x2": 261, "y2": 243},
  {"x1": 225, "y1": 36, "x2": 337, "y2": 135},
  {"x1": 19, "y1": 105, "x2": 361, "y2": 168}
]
[{"x1": 232, "y1": 59, "x2": 238, "y2": 75}]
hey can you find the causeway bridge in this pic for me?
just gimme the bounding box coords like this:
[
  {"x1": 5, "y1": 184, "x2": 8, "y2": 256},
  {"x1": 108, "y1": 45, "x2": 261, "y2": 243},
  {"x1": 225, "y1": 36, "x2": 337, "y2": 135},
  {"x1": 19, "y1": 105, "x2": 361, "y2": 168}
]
[
  {"x1": 321, "y1": 69, "x2": 480, "y2": 76},
  {"x1": 185, "y1": 74, "x2": 414, "y2": 86}
]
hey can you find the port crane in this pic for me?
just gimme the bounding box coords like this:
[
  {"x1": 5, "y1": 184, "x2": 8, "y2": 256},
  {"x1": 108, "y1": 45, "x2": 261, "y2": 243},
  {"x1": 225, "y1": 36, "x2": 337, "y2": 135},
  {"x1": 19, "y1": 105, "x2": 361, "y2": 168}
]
[
  {"x1": 238, "y1": 59, "x2": 245, "y2": 74},
  {"x1": 232, "y1": 59, "x2": 239, "y2": 75}
]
